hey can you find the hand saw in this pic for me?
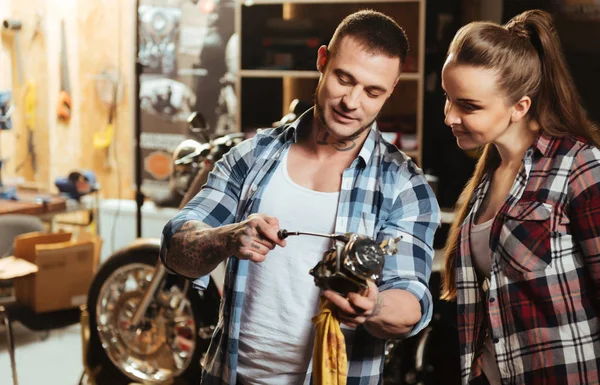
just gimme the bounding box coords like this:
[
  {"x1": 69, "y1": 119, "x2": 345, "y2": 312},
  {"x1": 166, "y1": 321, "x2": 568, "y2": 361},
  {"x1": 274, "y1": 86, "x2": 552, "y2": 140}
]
[{"x1": 57, "y1": 19, "x2": 71, "y2": 122}]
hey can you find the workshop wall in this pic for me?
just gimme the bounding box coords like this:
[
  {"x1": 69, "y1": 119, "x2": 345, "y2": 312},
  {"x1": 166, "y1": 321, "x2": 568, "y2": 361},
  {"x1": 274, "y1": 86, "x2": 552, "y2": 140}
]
[{"x1": 1, "y1": 0, "x2": 135, "y2": 199}]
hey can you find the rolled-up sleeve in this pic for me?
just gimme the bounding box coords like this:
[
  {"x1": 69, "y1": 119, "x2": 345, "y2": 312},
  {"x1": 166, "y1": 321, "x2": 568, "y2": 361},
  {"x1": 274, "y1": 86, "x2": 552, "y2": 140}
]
[
  {"x1": 159, "y1": 138, "x2": 255, "y2": 289},
  {"x1": 377, "y1": 164, "x2": 440, "y2": 337}
]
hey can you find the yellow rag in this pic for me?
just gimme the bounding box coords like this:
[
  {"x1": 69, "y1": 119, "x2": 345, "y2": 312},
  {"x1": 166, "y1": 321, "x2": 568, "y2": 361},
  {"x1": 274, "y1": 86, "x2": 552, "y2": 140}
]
[{"x1": 311, "y1": 297, "x2": 347, "y2": 385}]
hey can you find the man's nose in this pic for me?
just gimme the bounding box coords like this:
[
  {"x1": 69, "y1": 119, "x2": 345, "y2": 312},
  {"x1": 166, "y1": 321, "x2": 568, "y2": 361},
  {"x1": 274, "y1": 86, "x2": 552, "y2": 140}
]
[{"x1": 342, "y1": 87, "x2": 360, "y2": 110}]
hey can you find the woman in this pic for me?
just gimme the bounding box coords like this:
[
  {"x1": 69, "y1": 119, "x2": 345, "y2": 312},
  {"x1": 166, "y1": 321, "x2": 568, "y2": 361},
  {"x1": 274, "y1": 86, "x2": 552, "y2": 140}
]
[{"x1": 440, "y1": 9, "x2": 600, "y2": 385}]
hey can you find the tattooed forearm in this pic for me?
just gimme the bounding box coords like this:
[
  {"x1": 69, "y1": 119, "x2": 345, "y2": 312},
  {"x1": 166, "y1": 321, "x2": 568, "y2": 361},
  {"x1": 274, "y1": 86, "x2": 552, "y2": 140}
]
[{"x1": 167, "y1": 221, "x2": 230, "y2": 277}]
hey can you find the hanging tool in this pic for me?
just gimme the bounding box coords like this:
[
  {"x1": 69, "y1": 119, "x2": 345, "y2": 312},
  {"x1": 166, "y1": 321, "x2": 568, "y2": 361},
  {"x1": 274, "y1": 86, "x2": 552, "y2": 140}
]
[
  {"x1": 16, "y1": 82, "x2": 38, "y2": 174},
  {"x1": 29, "y1": 10, "x2": 44, "y2": 46},
  {"x1": 57, "y1": 19, "x2": 71, "y2": 122},
  {"x1": 2, "y1": 19, "x2": 24, "y2": 86},
  {"x1": 93, "y1": 78, "x2": 118, "y2": 150}
]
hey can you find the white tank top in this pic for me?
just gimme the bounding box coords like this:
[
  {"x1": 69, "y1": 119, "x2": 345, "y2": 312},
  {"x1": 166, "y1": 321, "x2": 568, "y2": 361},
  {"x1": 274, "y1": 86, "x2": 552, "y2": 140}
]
[
  {"x1": 470, "y1": 218, "x2": 502, "y2": 384},
  {"x1": 237, "y1": 147, "x2": 340, "y2": 385}
]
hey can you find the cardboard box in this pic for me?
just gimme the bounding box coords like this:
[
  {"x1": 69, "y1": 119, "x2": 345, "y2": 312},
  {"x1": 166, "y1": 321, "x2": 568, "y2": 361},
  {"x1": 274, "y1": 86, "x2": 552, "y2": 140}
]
[{"x1": 10, "y1": 231, "x2": 102, "y2": 313}]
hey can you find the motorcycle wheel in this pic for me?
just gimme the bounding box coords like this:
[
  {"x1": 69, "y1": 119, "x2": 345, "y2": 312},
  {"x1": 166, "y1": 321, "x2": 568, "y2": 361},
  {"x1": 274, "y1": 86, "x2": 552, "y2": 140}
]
[{"x1": 86, "y1": 242, "x2": 220, "y2": 385}]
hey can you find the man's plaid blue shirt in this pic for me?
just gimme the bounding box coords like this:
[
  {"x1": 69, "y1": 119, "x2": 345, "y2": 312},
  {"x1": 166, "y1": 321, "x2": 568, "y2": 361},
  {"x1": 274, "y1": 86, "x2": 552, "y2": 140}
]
[{"x1": 160, "y1": 111, "x2": 441, "y2": 385}]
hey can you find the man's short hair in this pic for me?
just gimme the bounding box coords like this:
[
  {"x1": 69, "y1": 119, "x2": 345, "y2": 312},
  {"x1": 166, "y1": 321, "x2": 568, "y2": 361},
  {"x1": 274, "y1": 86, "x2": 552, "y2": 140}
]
[{"x1": 328, "y1": 9, "x2": 410, "y2": 68}]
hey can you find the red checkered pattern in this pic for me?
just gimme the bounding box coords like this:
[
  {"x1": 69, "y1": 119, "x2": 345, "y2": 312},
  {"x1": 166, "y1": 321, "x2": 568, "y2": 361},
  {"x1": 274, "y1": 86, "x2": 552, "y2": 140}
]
[{"x1": 454, "y1": 133, "x2": 600, "y2": 384}]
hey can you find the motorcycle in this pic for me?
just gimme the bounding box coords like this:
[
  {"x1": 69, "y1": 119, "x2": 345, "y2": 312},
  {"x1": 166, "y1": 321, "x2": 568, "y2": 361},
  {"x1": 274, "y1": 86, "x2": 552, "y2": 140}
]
[{"x1": 85, "y1": 112, "x2": 243, "y2": 385}]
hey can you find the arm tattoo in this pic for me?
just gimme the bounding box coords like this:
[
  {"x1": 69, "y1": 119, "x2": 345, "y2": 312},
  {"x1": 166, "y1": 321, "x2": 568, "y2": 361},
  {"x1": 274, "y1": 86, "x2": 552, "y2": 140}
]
[{"x1": 167, "y1": 221, "x2": 228, "y2": 277}]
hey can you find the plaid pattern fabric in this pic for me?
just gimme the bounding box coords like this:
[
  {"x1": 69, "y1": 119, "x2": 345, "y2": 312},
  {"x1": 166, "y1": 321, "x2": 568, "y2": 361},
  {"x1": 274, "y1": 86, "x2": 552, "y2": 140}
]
[
  {"x1": 455, "y1": 133, "x2": 600, "y2": 385},
  {"x1": 160, "y1": 109, "x2": 440, "y2": 385}
]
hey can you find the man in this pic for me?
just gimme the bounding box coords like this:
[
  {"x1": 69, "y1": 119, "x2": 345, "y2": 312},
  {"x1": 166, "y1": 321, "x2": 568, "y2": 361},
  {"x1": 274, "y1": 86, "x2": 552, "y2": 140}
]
[{"x1": 160, "y1": 10, "x2": 440, "y2": 385}]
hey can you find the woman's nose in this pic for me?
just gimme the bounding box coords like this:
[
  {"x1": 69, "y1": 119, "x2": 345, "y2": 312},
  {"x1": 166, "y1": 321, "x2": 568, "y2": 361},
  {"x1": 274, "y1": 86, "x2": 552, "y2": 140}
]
[{"x1": 444, "y1": 102, "x2": 460, "y2": 127}]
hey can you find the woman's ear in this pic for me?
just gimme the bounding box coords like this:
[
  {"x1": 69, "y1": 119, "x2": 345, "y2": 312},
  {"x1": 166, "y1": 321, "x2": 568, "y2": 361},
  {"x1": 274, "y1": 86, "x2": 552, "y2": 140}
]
[
  {"x1": 511, "y1": 96, "x2": 532, "y2": 123},
  {"x1": 316, "y1": 45, "x2": 328, "y2": 73}
]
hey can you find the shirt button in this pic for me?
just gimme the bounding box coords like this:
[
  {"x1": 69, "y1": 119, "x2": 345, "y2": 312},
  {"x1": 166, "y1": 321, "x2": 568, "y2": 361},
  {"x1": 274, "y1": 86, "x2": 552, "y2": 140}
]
[
  {"x1": 250, "y1": 185, "x2": 257, "y2": 193},
  {"x1": 489, "y1": 297, "x2": 495, "y2": 303},
  {"x1": 493, "y1": 338, "x2": 500, "y2": 344}
]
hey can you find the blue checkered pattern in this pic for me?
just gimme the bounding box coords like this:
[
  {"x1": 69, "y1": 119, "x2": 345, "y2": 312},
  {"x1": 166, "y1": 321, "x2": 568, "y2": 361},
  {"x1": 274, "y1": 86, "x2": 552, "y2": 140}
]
[{"x1": 160, "y1": 110, "x2": 441, "y2": 385}]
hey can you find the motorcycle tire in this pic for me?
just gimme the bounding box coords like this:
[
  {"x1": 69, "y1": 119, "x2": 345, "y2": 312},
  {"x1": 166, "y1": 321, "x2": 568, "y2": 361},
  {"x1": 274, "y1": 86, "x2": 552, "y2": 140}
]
[{"x1": 86, "y1": 241, "x2": 221, "y2": 385}]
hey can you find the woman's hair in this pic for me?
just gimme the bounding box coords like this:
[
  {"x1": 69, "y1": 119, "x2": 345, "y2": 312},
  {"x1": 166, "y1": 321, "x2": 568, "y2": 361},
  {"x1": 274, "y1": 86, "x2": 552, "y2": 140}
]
[{"x1": 441, "y1": 10, "x2": 599, "y2": 301}]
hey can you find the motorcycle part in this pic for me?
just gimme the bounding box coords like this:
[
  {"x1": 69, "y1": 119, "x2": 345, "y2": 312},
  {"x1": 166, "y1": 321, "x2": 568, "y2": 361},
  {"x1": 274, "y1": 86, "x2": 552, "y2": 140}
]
[
  {"x1": 279, "y1": 230, "x2": 400, "y2": 297},
  {"x1": 86, "y1": 241, "x2": 220, "y2": 384},
  {"x1": 310, "y1": 233, "x2": 385, "y2": 296},
  {"x1": 171, "y1": 139, "x2": 211, "y2": 196},
  {"x1": 187, "y1": 111, "x2": 210, "y2": 143},
  {"x1": 208, "y1": 132, "x2": 245, "y2": 161}
]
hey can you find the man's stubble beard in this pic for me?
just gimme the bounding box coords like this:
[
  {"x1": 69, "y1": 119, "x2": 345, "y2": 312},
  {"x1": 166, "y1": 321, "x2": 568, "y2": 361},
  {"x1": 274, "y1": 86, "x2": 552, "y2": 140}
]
[{"x1": 313, "y1": 80, "x2": 379, "y2": 142}]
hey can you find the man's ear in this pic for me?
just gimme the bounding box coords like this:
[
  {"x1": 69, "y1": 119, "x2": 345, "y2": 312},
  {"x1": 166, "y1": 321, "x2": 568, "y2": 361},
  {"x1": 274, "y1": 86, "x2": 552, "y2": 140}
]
[
  {"x1": 511, "y1": 95, "x2": 532, "y2": 123},
  {"x1": 316, "y1": 45, "x2": 328, "y2": 73}
]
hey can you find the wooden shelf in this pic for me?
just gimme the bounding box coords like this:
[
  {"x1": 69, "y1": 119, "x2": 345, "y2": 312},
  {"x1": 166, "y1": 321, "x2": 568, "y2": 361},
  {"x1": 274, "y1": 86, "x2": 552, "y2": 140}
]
[
  {"x1": 240, "y1": 69, "x2": 422, "y2": 80},
  {"x1": 402, "y1": 149, "x2": 419, "y2": 159},
  {"x1": 240, "y1": 70, "x2": 320, "y2": 79}
]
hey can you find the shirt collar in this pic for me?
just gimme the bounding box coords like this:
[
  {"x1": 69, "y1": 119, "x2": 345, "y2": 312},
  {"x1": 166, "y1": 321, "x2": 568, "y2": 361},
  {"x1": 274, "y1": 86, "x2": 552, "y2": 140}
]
[{"x1": 530, "y1": 131, "x2": 557, "y2": 158}]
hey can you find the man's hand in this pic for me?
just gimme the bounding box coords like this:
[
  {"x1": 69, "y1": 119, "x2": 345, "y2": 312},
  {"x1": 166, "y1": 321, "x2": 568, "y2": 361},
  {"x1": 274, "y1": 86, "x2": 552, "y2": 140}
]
[
  {"x1": 323, "y1": 282, "x2": 421, "y2": 338},
  {"x1": 322, "y1": 280, "x2": 382, "y2": 328},
  {"x1": 227, "y1": 213, "x2": 287, "y2": 262}
]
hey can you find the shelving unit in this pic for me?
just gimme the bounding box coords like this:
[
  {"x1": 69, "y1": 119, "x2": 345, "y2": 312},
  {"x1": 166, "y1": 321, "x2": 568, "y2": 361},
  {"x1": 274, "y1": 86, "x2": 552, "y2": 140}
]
[{"x1": 235, "y1": 0, "x2": 426, "y2": 165}]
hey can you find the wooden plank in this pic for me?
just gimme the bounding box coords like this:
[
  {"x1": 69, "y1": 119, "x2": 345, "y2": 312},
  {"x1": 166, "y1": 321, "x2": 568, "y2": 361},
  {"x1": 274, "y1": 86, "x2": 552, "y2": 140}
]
[
  {"x1": 241, "y1": 69, "x2": 422, "y2": 81},
  {"x1": 4, "y1": 0, "x2": 135, "y2": 200},
  {"x1": 5, "y1": 0, "x2": 51, "y2": 186},
  {"x1": 0, "y1": 193, "x2": 67, "y2": 216},
  {"x1": 77, "y1": 0, "x2": 128, "y2": 199}
]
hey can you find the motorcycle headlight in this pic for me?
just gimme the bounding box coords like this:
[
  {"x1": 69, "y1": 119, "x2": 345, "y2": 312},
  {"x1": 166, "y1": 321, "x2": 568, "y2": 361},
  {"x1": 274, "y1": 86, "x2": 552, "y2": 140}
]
[{"x1": 171, "y1": 139, "x2": 210, "y2": 195}]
